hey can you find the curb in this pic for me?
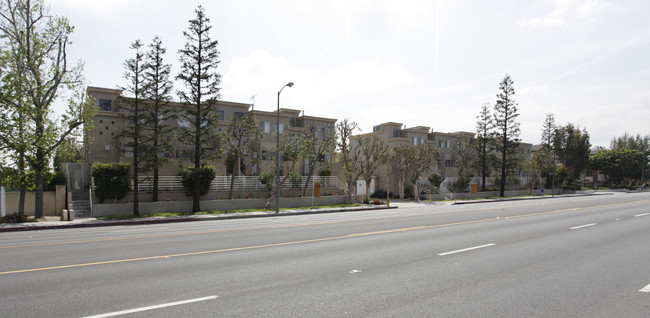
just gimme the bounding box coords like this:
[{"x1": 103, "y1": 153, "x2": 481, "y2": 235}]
[
  {"x1": 451, "y1": 192, "x2": 612, "y2": 205},
  {"x1": 0, "y1": 205, "x2": 398, "y2": 233}
]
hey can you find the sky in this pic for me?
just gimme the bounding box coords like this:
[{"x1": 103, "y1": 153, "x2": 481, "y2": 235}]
[{"x1": 48, "y1": 0, "x2": 650, "y2": 148}]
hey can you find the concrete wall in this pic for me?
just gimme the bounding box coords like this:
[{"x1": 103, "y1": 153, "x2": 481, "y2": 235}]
[
  {"x1": 92, "y1": 195, "x2": 349, "y2": 217},
  {"x1": 419, "y1": 189, "x2": 574, "y2": 200},
  {"x1": 0, "y1": 185, "x2": 65, "y2": 217}
]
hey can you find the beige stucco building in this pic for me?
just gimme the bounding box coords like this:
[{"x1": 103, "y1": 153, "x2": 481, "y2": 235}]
[
  {"x1": 353, "y1": 122, "x2": 533, "y2": 196},
  {"x1": 85, "y1": 86, "x2": 337, "y2": 178}
]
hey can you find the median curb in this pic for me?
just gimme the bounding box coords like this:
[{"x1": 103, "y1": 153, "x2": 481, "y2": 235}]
[
  {"x1": 0, "y1": 205, "x2": 399, "y2": 233},
  {"x1": 451, "y1": 192, "x2": 613, "y2": 205}
]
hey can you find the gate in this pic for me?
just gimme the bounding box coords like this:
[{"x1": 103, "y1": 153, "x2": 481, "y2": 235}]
[{"x1": 62, "y1": 163, "x2": 91, "y2": 191}]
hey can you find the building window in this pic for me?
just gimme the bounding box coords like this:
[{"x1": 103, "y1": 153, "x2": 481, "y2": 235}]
[
  {"x1": 262, "y1": 150, "x2": 267, "y2": 161},
  {"x1": 445, "y1": 160, "x2": 452, "y2": 167},
  {"x1": 393, "y1": 129, "x2": 399, "y2": 137},
  {"x1": 373, "y1": 125, "x2": 381, "y2": 132},
  {"x1": 290, "y1": 118, "x2": 296, "y2": 127},
  {"x1": 215, "y1": 110, "x2": 224, "y2": 121},
  {"x1": 98, "y1": 99, "x2": 112, "y2": 111},
  {"x1": 234, "y1": 111, "x2": 244, "y2": 118},
  {"x1": 273, "y1": 123, "x2": 284, "y2": 133}
]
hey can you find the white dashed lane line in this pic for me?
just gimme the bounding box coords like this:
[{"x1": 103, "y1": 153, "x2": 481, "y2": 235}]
[
  {"x1": 634, "y1": 213, "x2": 649, "y2": 217},
  {"x1": 640, "y1": 284, "x2": 650, "y2": 293},
  {"x1": 569, "y1": 223, "x2": 597, "y2": 230},
  {"x1": 438, "y1": 243, "x2": 496, "y2": 256},
  {"x1": 83, "y1": 295, "x2": 218, "y2": 318}
]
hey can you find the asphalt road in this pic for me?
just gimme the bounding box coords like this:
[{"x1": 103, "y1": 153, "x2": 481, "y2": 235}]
[{"x1": 1, "y1": 193, "x2": 649, "y2": 317}]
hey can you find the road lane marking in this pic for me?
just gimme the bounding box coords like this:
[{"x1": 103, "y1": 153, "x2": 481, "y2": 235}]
[
  {"x1": 570, "y1": 223, "x2": 597, "y2": 230},
  {"x1": 83, "y1": 295, "x2": 217, "y2": 318},
  {"x1": 2, "y1": 198, "x2": 644, "y2": 250},
  {"x1": 635, "y1": 213, "x2": 649, "y2": 217},
  {"x1": 0, "y1": 201, "x2": 645, "y2": 275},
  {"x1": 438, "y1": 243, "x2": 496, "y2": 256},
  {"x1": 640, "y1": 284, "x2": 650, "y2": 293}
]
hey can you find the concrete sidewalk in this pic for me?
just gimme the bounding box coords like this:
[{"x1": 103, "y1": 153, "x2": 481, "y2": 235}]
[
  {"x1": 0, "y1": 192, "x2": 614, "y2": 232},
  {"x1": 0, "y1": 204, "x2": 400, "y2": 232}
]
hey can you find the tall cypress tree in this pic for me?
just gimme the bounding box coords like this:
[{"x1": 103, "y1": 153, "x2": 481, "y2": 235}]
[
  {"x1": 143, "y1": 36, "x2": 174, "y2": 202},
  {"x1": 116, "y1": 40, "x2": 147, "y2": 215},
  {"x1": 492, "y1": 74, "x2": 521, "y2": 197},
  {"x1": 176, "y1": 6, "x2": 222, "y2": 212},
  {"x1": 475, "y1": 102, "x2": 493, "y2": 192}
]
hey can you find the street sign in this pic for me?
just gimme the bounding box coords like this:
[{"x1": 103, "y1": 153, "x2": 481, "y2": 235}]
[
  {"x1": 314, "y1": 183, "x2": 321, "y2": 198},
  {"x1": 470, "y1": 183, "x2": 478, "y2": 194}
]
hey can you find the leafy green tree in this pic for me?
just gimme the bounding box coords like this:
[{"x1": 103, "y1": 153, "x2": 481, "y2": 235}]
[
  {"x1": 474, "y1": 102, "x2": 493, "y2": 191},
  {"x1": 0, "y1": 0, "x2": 96, "y2": 218},
  {"x1": 337, "y1": 119, "x2": 362, "y2": 204},
  {"x1": 223, "y1": 112, "x2": 259, "y2": 199},
  {"x1": 540, "y1": 113, "x2": 557, "y2": 190},
  {"x1": 522, "y1": 148, "x2": 553, "y2": 195},
  {"x1": 394, "y1": 144, "x2": 438, "y2": 202},
  {"x1": 590, "y1": 149, "x2": 643, "y2": 186},
  {"x1": 53, "y1": 137, "x2": 84, "y2": 172},
  {"x1": 176, "y1": 6, "x2": 222, "y2": 212},
  {"x1": 143, "y1": 36, "x2": 174, "y2": 202},
  {"x1": 610, "y1": 133, "x2": 649, "y2": 185},
  {"x1": 492, "y1": 74, "x2": 521, "y2": 197},
  {"x1": 115, "y1": 40, "x2": 147, "y2": 215},
  {"x1": 452, "y1": 136, "x2": 476, "y2": 187},
  {"x1": 553, "y1": 123, "x2": 591, "y2": 185},
  {"x1": 357, "y1": 137, "x2": 390, "y2": 203},
  {"x1": 299, "y1": 124, "x2": 336, "y2": 196}
]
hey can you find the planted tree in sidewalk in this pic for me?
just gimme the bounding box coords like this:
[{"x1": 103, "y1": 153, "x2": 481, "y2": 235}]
[
  {"x1": 357, "y1": 137, "x2": 390, "y2": 203},
  {"x1": 299, "y1": 124, "x2": 336, "y2": 196},
  {"x1": 394, "y1": 144, "x2": 437, "y2": 202},
  {"x1": 492, "y1": 74, "x2": 521, "y2": 197},
  {"x1": 452, "y1": 136, "x2": 476, "y2": 191},
  {"x1": 475, "y1": 102, "x2": 493, "y2": 192},
  {"x1": 223, "y1": 112, "x2": 259, "y2": 199},
  {"x1": 176, "y1": 6, "x2": 222, "y2": 212},
  {"x1": 552, "y1": 123, "x2": 591, "y2": 185},
  {"x1": 143, "y1": 36, "x2": 175, "y2": 202},
  {"x1": 336, "y1": 119, "x2": 362, "y2": 204},
  {"x1": 0, "y1": 0, "x2": 97, "y2": 218},
  {"x1": 115, "y1": 40, "x2": 147, "y2": 215},
  {"x1": 264, "y1": 131, "x2": 304, "y2": 208},
  {"x1": 540, "y1": 113, "x2": 557, "y2": 189}
]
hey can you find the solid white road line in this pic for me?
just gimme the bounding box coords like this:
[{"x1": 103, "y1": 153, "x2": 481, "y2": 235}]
[
  {"x1": 634, "y1": 213, "x2": 650, "y2": 217},
  {"x1": 640, "y1": 284, "x2": 650, "y2": 293},
  {"x1": 83, "y1": 295, "x2": 218, "y2": 318},
  {"x1": 438, "y1": 243, "x2": 496, "y2": 256},
  {"x1": 569, "y1": 223, "x2": 597, "y2": 230}
]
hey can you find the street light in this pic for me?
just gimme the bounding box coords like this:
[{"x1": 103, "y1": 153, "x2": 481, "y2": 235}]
[{"x1": 276, "y1": 82, "x2": 294, "y2": 214}]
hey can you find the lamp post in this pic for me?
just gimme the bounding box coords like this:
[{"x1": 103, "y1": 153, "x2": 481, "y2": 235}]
[{"x1": 276, "y1": 82, "x2": 294, "y2": 214}]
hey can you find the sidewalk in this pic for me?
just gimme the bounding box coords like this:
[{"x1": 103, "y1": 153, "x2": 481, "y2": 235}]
[
  {"x1": 0, "y1": 204, "x2": 399, "y2": 232},
  {"x1": 0, "y1": 192, "x2": 613, "y2": 232}
]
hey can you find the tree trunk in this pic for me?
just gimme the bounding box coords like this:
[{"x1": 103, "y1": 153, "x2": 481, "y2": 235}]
[
  {"x1": 302, "y1": 166, "x2": 314, "y2": 197},
  {"x1": 34, "y1": 174, "x2": 44, "y2": 219},
  {"x1": 229, "y1": 155, "x2": 239, "y2": 199},
  {"x1": 413, "y1": 182, "x2": 420, "y2": 203},
  {"x1": 152, "y1": 165, "x2": 159, "y2": 202}
]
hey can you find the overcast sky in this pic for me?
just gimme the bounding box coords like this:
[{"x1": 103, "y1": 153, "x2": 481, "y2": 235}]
[{"x1": 49, "y1": 0, "x2": 650, "y2": 147}]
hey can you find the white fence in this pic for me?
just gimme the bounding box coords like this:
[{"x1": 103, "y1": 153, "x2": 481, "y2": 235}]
[{"x1": 135, "y1": 176, "x2": 343, "y2": 193}]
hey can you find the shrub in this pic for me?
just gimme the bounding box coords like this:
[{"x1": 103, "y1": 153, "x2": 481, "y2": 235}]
[
  {"x1": 370, "y1": 189, "x2": 394, "y2": 199},
  {"x1": 258, "y1": 172, "x2": 276, "y2": 197},
  {"x1": 289, "y1": 172, "x2": 303, "y2": 188},
  {"x1": 319, "y1": 168, "x2": 331, "y2": 176},
  {"x1": 178, "y1": 165, "x2": 216, "y2": 197},
  {"x1": 1, "y1": 212, "x2": 35, "y2": 223},
  {"x1": 428, "y1": 173, "x2": 443, "y2": 187},
  {"x1": 92, "y1": 163, "x2": 132, "y2": 203}
]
